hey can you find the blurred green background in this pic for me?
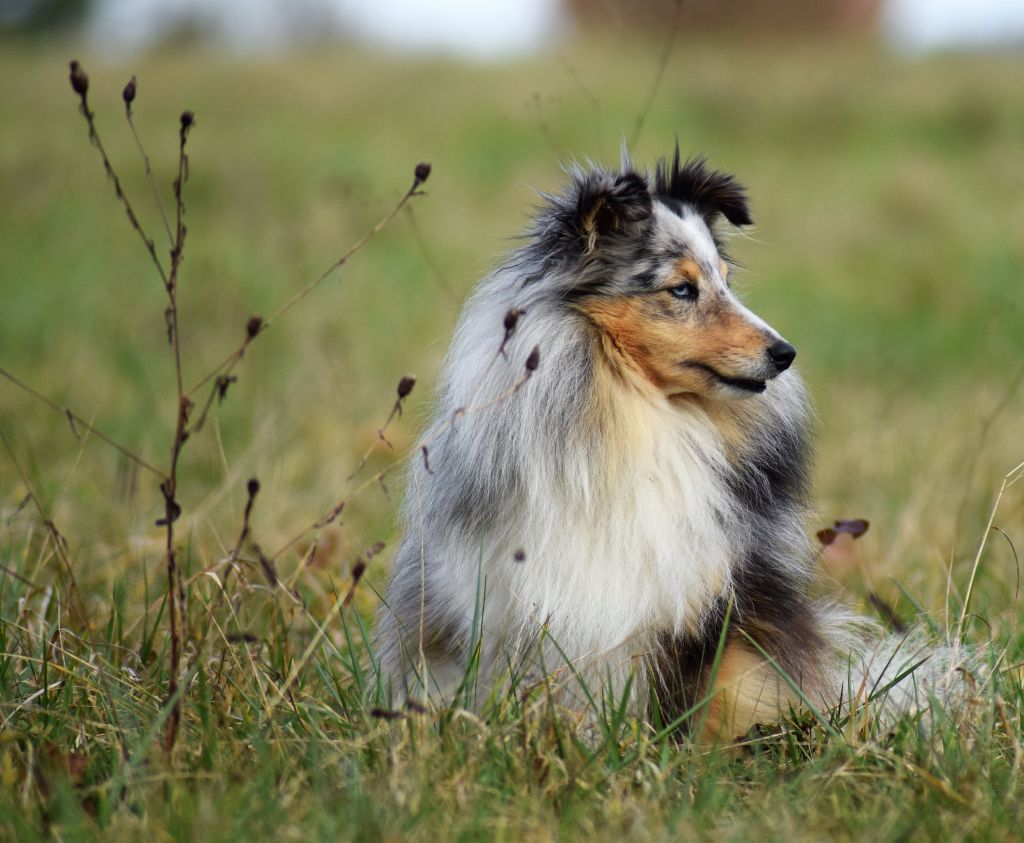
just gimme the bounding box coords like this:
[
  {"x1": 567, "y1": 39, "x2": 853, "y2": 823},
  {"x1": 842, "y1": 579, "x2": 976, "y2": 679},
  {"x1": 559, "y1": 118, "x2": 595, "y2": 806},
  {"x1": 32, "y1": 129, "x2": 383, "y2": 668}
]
[{"x1": 1, "y1": 2, "x2": 1022, "y2": 630}]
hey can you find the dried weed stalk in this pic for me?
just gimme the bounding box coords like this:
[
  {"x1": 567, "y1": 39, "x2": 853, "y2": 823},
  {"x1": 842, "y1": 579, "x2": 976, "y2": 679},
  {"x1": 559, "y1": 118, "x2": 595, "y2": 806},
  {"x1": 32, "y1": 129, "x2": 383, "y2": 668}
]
[{"x1": 0, "y1": 61, "x2": 431, "y2": 752}]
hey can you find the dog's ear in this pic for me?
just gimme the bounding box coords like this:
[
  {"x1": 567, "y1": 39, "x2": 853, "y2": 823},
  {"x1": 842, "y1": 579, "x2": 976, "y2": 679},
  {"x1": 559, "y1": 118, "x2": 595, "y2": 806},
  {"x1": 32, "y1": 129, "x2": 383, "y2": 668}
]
[
  {"x1": 573, "y1": 170, "x2": 652, "y2": 252},
  {"x1": 655, "y1": 148, "x2": 752, "y2": 227}
]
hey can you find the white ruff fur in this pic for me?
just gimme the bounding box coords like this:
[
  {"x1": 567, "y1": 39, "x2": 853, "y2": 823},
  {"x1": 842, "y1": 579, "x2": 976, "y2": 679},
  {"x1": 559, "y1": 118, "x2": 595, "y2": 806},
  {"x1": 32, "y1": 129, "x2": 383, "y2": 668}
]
[{"x1": 476, "y1": 370, "x2": 737, "y2": 694}]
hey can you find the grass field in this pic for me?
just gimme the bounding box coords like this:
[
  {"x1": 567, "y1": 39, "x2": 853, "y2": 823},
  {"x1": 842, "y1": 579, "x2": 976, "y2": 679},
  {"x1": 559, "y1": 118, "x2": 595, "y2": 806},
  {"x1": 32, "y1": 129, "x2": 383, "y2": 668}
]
[{"x1": 1, "y1": 30, "x2": 1023, "y2": 841}]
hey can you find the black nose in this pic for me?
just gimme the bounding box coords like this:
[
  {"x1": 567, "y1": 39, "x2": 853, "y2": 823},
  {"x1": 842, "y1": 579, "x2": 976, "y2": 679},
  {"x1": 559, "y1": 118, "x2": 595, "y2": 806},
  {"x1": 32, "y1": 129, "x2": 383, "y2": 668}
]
[{"x1": 767, "y1": 340, "x2": 796, "y2": 371}]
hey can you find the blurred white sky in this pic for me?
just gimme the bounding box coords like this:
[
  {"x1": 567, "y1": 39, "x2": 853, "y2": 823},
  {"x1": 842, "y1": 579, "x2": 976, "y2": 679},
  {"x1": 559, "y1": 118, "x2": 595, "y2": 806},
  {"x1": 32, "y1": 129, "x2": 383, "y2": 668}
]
[
  {"x1": 885, "y1": 0, "x2": 1024, "y2": 52},
  {"x1": 89, "y1": 0, "x2": 567, "y2": 58},
  {"x1": 87, "y1": 0, "x2": 1024, "y2": 57}
]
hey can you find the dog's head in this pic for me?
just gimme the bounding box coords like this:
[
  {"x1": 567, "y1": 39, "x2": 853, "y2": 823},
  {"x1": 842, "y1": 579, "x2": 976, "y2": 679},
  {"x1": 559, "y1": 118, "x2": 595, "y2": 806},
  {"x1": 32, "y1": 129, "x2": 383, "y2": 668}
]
[{"x1": 539, "y1": 148, "x2": 794, "y2": 400}]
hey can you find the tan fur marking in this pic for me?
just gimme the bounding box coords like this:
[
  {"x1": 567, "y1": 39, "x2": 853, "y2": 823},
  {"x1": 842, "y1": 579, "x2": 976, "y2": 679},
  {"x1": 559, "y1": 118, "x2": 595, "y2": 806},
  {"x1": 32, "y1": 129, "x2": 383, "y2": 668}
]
[
  {"x1": 585, "y1": 344, "x2": 676, "y2": 489},
  {"x1": 579, "y1": 297, "x2": 677, "y2": 390},
  {"x1": 685, "y1": 397, "x2": 763, "y2": 463},
  {"x1": 703, "y1": 304, "x2": 768, "y2": 362},
  {"x1": 673, "y1": 258, "x2": 701, "y2": 285},
  {"x1": 578, "y1": 294, "x2": 771, "y2": 398},
  {"x1": 701, "y1": 637, "x2": 805, "y2": 741}
]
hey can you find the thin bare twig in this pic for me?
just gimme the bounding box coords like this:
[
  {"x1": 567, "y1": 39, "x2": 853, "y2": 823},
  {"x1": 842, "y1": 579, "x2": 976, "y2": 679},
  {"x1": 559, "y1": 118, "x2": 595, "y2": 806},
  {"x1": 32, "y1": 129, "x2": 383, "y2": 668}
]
[
  {"x1": 123, "y1": 75, "x2": 175, "y2": 247},
  {"x1": 270, "y1": 341, "x2": 539, "y2": 564},
  {"x1": 207, "y1": 477, "x2": 261, "y2": 612},
  {"x1": 0, "y1": 562, "x2": 38, "y2": 589},
  {"x1": 405, "y1": 205, "x2": 459, "y2": 303},
  {"x1": 186, "y1": 163, "x2": 432, "y2": 402},
  {"x1": 159, "y1": 108, "x2": 196, "y2": 754},
  {"x1": 0, "y1": 366, "x2": 167, "y2": 480},
  {"x1": 957, "y1": 460, "x2": 1024, "y2": 642},
  {"x1": 558, "y1": 55, "x2": 601, "y2": 110},
  {"x1": 342, "y1": 559, "x2": 367, "y2": 609},
  {"x1": 991, "y1": 526, "x2": 1021, "y2": 604},
  {"x1": 346, "y1": 375, "x2": 417, "y2": 481},
  {"x1": 628, "y1": 0, "x2": 683, "y2": 150},
  {"x1": 69, "y1": 61, "x2": 169, "y2": 286},
  {"x1": 188, "y1": 374, "x2": 236, "y2": 436},
  {"x1": 0, "y1": 565, "x2": 38, "y2": 589}
]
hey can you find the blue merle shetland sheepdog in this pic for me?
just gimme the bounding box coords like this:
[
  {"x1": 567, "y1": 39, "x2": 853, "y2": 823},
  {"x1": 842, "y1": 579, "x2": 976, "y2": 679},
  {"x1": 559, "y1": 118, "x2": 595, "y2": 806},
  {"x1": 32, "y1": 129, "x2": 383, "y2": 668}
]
[{"x1": 375, "y1": 148, "x2": 961, "y2": 739}]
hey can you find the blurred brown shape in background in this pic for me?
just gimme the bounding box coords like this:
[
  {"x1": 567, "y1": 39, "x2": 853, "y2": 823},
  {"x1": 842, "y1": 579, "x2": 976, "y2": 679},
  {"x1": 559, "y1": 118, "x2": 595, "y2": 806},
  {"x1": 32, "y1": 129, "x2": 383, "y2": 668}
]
[{"x1": 568, "y1": 0, "x2": 882, "y2": 35}]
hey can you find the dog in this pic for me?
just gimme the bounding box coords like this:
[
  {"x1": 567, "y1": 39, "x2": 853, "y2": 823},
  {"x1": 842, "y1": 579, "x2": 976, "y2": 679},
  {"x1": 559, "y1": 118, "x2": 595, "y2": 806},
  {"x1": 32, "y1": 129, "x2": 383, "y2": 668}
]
[{"x1": 375, "y1": 148, "x2": 963, "y2": 739}]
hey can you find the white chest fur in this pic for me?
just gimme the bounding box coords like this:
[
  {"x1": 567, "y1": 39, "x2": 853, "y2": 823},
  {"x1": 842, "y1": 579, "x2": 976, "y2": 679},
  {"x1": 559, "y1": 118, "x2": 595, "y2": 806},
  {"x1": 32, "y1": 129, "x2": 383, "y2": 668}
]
[{"x1": 481, "y1": 388, "x2": 737, "y2": 676}]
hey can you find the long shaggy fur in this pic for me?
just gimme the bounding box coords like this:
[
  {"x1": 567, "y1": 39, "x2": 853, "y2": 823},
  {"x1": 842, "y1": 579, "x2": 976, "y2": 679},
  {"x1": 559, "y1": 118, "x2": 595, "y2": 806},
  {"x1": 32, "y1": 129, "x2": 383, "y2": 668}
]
[{"x1": 375, "y1": 149, "x2": 966, "y2": 738}]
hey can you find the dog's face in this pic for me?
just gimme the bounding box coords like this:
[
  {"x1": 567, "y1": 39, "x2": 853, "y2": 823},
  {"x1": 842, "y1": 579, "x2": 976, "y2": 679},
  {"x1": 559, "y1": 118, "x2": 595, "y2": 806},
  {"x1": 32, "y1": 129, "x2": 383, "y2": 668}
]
[{"x1": 559, "y1": 153, "x2": 795, "y2": 400}]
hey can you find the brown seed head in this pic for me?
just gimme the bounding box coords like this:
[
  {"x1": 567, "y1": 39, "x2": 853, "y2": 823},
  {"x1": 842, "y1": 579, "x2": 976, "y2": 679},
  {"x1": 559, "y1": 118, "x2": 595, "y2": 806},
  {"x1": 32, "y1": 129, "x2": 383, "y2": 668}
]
[
  {"x1": 833, "y1": 518, "x2": 870, "y2": 538},
  {"x1": 123, "y1": 75, "x2": 137, "y2": 105},
  {"x1": 397, "y1": 375, "x2": 416, "y2": 399},
  {"x1": 216, "y1": 374, "x2": 237, "y2": 403},
  {"x1": 247, "y1": 477, "x2": 260, "y2": 498},
  {"x1": 246, "y1": 315, "x2": 264, "y2": 339},
  {"x1": 352, "y1": 559, "x2": 367, "y2": 580},
  {"x1": 503, "y1": 308, "x2": 523, "y2": 333},
  {"x1": 69, "y1": 60, "x2": 89, "y2": 97},
  {"x1": 525, "y1": 346, "x2": 540, "y2": 372},
  {"x1": 180, "y1": 110, "x2": 195, "y2": 131},
  {"x1": 816, "y1": 528, "x2": 837, "y2": 547},
  {"x1": 414, "y1": 162, "x2": 432, "y2": 185}
]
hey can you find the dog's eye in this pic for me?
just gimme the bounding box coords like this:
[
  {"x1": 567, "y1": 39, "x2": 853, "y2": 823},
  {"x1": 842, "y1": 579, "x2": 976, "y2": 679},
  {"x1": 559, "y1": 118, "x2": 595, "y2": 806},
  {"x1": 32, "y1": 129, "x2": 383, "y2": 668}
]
[{"x1": 669, "y1": 282, "x2": 699, "y2": 301}]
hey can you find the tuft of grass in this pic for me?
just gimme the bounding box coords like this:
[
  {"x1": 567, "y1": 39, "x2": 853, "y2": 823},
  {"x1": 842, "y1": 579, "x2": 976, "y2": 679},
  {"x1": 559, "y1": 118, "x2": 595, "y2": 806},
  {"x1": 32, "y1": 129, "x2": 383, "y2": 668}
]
[{"x1": 0, "y1": 33, "x2": 1022, "y2": 841}]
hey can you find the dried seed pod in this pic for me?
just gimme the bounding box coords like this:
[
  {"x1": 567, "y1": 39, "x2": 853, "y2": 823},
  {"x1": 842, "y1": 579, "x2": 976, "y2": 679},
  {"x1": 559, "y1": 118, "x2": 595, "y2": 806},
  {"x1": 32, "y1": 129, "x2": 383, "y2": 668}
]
[
  {"x1": 123, "y1": 75, "x2": 137, "y2": 105},
  {"x1": 503, "y1": 308, "x2": 523, "y2": 333},
  {"x1": 397, "y1": 375, "x2": 416, "y2": 399},
  {"x1": 816, "y1": 528, "x2": 837, "y2": 546},
  {"x1": 817, "y1": 518, "x2": 869, "y2": 546},
  {"x1": 247, "y1": 477, "x2": 260, "y2": 497},
  {"x1": 216, "y1": 374, "x2": 237, "y2": 403},
  {"x1": 525, "y1": 346, "x2": 540, "y2": 372},
  {"x1": 69, "y1": 60, "x2": 89, "y2": 97},
  {"x1": 833, "y1": 518, "x2": 869, "y2": 538},
  {"x1": 246, "y1": 315, "x2": 264, "y2": 339},
  {"x1": 414, "y1": 162, "x2": 432, "y2": 184}
]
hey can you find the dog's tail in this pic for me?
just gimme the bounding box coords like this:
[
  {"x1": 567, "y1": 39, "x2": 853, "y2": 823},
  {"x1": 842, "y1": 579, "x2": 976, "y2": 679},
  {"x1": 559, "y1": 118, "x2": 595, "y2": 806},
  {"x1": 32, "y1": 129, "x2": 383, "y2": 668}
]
[
  {"x1": 676, "y1": 603, "x2": 978, "y2": 742},
  {"x1": 818, "y1": 605, "x2": 977, "y2": 729}
]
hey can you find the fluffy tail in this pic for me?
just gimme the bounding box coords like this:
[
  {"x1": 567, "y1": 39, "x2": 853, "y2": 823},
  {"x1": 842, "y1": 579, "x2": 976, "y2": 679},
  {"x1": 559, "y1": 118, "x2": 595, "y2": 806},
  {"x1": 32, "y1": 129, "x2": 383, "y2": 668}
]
[
  {"x1": 699, "y1": 606, "x2": 978, "y2": 741},
  {"x1": 820, "y1": 606, "x2": 977, "y2": 729}
]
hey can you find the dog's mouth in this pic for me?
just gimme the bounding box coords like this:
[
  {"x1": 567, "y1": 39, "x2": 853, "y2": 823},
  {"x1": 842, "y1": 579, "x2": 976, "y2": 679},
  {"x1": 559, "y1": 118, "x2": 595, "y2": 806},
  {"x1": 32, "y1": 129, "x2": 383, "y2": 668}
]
[{"x1": 683, "y1": 362, "x2": 768, "y2": 394}]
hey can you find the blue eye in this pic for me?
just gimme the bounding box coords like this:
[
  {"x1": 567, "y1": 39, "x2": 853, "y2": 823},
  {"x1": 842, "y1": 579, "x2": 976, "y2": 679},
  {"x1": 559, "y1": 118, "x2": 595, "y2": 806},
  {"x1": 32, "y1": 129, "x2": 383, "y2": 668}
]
[{"x1": 669, "y1": 282, "x2": 699, "y2": 301}]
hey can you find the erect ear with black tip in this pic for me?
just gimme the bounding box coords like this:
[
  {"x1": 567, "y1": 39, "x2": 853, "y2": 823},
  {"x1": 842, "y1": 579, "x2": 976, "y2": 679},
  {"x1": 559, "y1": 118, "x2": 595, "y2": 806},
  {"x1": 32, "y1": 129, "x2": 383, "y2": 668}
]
[
  {"x1": 655, "y1": 147, "x2": 753, "y2": 227},
  {"x1": 575, "y1": 171, "x2": 652, "y2": 250}
]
